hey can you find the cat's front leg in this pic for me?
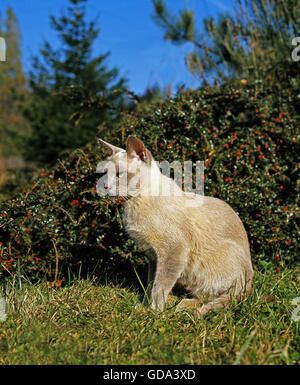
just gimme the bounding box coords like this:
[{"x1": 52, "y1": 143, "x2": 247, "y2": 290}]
[
  {"x1": 143, "y1": 258, "x2": 156, "y2": 306},
  {"x1": 150, "y1": 246, "x2": 189, "y2": 312}
]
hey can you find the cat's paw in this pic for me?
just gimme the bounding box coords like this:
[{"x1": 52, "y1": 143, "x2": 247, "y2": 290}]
[
  {"x1": 134, "y1": 302, "x2": 144, "y2": 310},
  {"x1": 177, "y1": 298, "x2": 201, "y2": 310}
]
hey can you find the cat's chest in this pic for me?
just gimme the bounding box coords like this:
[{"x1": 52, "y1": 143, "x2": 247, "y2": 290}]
[
  {"x1": 123, "y1": 206, "x2": 153, "y2": 251},
  {"x1": 123, "y1": 206, "x2": 143, "y2": 236}
]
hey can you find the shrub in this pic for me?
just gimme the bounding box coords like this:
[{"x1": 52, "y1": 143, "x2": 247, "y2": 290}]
[{"x1": 0, "y1": 63, "x2": 299, "y2": 281}]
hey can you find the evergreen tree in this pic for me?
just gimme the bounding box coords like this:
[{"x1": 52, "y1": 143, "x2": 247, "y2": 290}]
[
  {"x1": 0, "y1": 7, "x2": 27, "y2": 159},
  {"x1": 152, "y1": 0, "x2": 300, "y2": 81},
  {"x1": 23, "y1": 0, "x2": 126, "y2": 166}
]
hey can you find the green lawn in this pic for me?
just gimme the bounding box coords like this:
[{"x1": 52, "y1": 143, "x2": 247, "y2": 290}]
[{"x1": 0, "y1": 267, "x2": 299, "y2": 365}]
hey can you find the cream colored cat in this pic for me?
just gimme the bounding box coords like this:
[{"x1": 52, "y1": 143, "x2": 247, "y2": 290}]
[{"x1": 97, "y1": 136, "x2": 253, "y2": 315}]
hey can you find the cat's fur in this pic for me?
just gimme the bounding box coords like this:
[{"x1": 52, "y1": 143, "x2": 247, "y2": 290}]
[{"x1": 97, "y1": 136, "x2": 253, "y2": 315}]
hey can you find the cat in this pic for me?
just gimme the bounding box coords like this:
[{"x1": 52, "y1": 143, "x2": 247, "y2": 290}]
[{"x1": 97, "y1": 136, "x2": 253, "y2": 315}]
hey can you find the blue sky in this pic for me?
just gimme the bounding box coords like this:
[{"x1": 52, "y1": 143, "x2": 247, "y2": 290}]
[{"x1": 0, "y1": 0, "x2": 234, "y2": 94}]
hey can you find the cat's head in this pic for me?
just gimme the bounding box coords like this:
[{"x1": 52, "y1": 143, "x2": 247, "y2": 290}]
[{"x1": 96, "y1": 136, "x2": 155, "y2": 197}]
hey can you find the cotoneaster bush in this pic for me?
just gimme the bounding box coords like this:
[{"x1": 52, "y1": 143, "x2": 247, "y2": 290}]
[{"x1": 0, "y1": 63, "x2": 299, "y2": 281}]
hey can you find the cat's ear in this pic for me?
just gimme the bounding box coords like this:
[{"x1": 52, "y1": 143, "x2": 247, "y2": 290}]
[
  {"x1": 126, "y1": 136, "x2": 152, "y2": 164},
  {"x1": 99, "y1": 138, "x2": 124, "y2": 156}
]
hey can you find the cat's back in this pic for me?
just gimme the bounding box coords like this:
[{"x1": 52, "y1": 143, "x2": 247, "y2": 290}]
[
  {"x1": 124, "y1": 193, "x2": 250, "y2": 257},
  {"x1": 186, "y1": 194, "x2": 251, "y2": 258},
  {"x1": 125, "y1": 193, "x2": 243, "y2": 233}
]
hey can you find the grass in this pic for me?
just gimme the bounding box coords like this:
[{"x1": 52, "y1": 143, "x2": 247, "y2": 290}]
[{"x1": 0, "y1": 267, "x2": 299, "y2": 365}]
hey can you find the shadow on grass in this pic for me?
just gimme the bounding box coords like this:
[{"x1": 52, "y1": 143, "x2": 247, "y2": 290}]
[
  {"x1": 59, "y1": 244, "x2": 149, "y2": 297},
  {"x1": 59, "y1": 245, "x2": 190, "y2": 306}
]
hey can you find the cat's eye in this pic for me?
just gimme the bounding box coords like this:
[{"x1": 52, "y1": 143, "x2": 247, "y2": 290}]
[{"x1": 117, "y1": 171, "x2": 126, "y2": 178}]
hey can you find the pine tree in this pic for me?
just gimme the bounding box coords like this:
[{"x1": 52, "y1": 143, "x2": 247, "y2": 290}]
[
  {"x1": 152, "y1": 0, "x2": 300, "y2": 81},
  {"x1": 0, "y1": 7, "x2": 27, "y2": 159},
  {"x1": 23, "y1": 0, "x2": 127, "y2": 165}
]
